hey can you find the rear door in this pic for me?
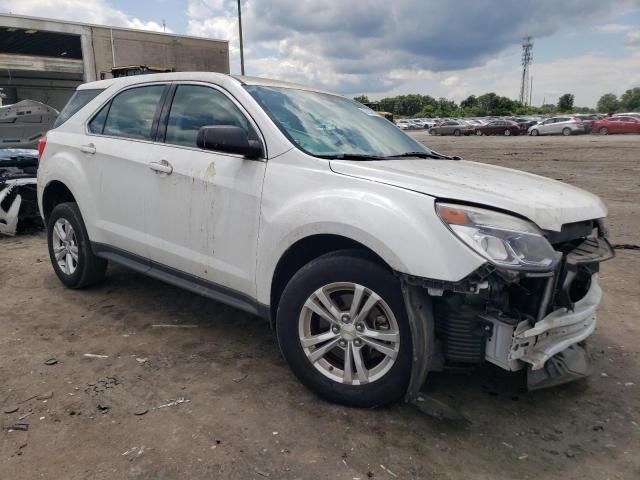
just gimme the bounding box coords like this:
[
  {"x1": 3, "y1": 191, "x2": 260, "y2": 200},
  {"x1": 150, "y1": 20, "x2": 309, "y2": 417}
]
[
  {"x1": 143, "y1": 82, "x2": 266, "y2": 297},
  {"x1": 618, "y1": 116, "x2": 638, "y2": 133},
  {"x1": 85, "y1": 83, "x2": 168, "y2": 258}
]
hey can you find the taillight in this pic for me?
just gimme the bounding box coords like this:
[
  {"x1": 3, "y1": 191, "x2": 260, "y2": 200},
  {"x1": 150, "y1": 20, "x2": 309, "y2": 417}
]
[{"x1": 37, "y1": 136, "x2": 47, "y2": 162}]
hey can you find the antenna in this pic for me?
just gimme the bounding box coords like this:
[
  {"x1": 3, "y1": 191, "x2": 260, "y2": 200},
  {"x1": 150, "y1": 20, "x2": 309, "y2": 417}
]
[{"x1": 519, "y1": 36, "x2": 533, "y2": 106}]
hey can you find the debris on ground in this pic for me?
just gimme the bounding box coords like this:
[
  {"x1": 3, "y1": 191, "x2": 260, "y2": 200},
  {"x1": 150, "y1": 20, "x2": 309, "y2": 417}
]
[
  {"x1": 410, "y1": 395, "x2": 469, "y2": 422},
  {"x1": 380, "y1": 464, "x2": 398, "y2": 477},
  {"x1": 7, "y1": 423, "x2": 29, "y2": 432},
  {"x1": 233, "y1": 374, "x2": 248, "y2": 383},
  {"x1": 151, "y1": 324, "x2": 199, "y2": 328},
  {"x1": 37, "y1": 391, "x2": 53, "y2": 400},
  {"x1": 83, "y1": 353, "x2": 109, "y2": 359},
  {"x1": 155, "y1": 398, "x2": 190, "y2": 409},
  {"x1": 134, "y1": 407, "x2": 149, "y2": 416},
  {"x1": 3, "y1": 406, "x2": 19, "y2": 414},
  {"x1": 17, "y1": 410, "x2": 33, "y2": 421},
  {"x1": 44, "y1": 358, "x2": 58, "y2": 366}
]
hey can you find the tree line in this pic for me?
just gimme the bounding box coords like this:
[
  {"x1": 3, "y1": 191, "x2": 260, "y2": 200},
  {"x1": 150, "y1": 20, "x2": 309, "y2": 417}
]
[{"x1": 353, "y1": 87, "x2": 640, "y2": 118}]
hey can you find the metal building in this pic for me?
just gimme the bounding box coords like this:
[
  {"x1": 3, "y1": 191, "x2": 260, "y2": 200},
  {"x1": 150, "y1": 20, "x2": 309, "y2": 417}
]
[{"x1": 0, "y1": 14, "x2": 230, "y2": 111}]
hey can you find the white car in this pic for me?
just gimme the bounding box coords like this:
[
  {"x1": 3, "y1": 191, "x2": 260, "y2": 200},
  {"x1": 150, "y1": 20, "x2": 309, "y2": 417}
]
[
  {"x1": 528, "y1": 116, "x2": 587, "y2": 136},
  {"x1": 37, "y1": 73, "x2": 614, "y2": 407}
]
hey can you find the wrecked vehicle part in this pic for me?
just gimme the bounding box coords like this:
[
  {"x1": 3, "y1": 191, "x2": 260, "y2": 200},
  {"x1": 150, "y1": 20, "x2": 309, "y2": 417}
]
[
  {"x1": 0, "y1": 100, "x2": 58, "y2": 149},
  {"x1": 0, "y1": 149, "x2": 41, "y2": 236},
  {"x1": 400, "y1": 282, "x2": 434, "y2": 402},
  {"x1": 401, "y1": 217, "x2": 614, "y2": 390}
]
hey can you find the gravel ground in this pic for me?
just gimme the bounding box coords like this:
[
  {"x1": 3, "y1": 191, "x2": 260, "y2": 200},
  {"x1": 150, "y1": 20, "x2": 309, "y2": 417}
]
[{"x1": 1, "y1": 134, "x2": 639, "y2": 479}]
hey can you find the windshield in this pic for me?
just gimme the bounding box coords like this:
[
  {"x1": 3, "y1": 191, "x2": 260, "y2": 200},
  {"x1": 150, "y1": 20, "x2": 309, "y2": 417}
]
[{"x1": 245, "y1": 85, "x2": 431, "y2": 159}]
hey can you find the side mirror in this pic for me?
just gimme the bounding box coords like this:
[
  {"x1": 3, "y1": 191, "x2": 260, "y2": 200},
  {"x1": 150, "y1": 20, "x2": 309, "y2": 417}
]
[{"x1": 196, "y1": 125, "x2": 263, "y2": 158}]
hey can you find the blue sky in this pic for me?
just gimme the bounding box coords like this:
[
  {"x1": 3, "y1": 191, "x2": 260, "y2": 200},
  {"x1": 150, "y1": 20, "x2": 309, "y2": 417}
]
[{"x1": 1, "y1": 0, "x2": 639, "y2": 107}]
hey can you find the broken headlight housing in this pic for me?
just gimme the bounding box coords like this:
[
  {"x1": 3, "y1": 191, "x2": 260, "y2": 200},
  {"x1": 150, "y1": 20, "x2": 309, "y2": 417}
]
[{"x1": 436, "y1": 203, "x2": 560, "y2": 271}]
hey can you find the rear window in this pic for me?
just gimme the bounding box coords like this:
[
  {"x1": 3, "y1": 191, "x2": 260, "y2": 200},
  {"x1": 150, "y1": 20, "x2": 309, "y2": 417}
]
[{"x1": 53, "y1": 89, "x2": 104, "y2": 128}]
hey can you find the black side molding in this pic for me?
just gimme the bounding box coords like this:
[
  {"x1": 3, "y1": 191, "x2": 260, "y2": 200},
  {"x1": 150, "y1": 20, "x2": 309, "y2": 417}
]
[{"x1": 92, "y1": 242, "x2": 269, "y2": 320}]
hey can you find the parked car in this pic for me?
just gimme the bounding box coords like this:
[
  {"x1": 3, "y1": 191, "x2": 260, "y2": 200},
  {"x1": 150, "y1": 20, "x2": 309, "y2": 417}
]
[
  {"x1": 396, "y1": 119, "x2": 418, "y2": 130},
  {"x1": 38, "y1": 73, "x2": 614, "y2": 407},
  {"x1": 592, "y1": 116, "x2": 640, "y2": 135},
  {"x1": 574, "y1": 114, "x2": 603, "y2": 134},
  {"x1": 528, "y1": 116, "x2": 587, "y2": 136},
  {"x1": 509, "y1": 117, "x2": 538, "y2": 132},
  {"x1": 613, "y1": 112, "x2": 640, "y2": 119},
  {"x1": 429, "y1": 120, "x2": 474, "y2": 136},
  {"x1": 474, "y1": 120, "x2": 521, "y2": 136}
]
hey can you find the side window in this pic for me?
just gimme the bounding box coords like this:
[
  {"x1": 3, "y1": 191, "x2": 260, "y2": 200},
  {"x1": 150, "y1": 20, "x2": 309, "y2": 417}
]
[
  {"x1": 53, "y1": 88, "x2": 104, "y2": 128},
  {"x1": 101, "y1": 85, "x2": 165, "y2": 140},
  {"x1": 165, "y1": 85, "x2": 252, "y2": 148},
  {"x1": 89, "y1": 104, "x2": 109, "y2": 134}
]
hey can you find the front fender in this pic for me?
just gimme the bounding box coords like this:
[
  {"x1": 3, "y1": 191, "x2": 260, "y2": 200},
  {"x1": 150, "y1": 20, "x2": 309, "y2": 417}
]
[{"x1": 256, "y1": 154, "x2": 485, "y2": 306}]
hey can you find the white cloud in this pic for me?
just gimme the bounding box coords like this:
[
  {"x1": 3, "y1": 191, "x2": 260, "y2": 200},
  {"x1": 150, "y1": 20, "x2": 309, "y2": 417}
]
[
  {"x1": 625, "y1": 30, "x2": 640, "y2": 47},
  {"x1": 0, "y1": 0, "x2": 170, "y2": 32},
  {"x1": 596, "y1": 23, "x2": 634, "y2": 33}
]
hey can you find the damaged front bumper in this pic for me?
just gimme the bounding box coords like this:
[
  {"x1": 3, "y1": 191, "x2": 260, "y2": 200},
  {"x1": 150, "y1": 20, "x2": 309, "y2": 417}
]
[
  {"x1": 403, "y1": 230, "x2": 614, "y2": 393},
  {"x1": 483, "y1": 274, "x2": 600, "y2": 372}
]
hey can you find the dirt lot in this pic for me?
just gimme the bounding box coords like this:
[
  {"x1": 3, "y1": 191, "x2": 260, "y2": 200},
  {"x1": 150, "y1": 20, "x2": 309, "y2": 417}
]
[{"x1": 1, "y1": 134, "x2": 639, "y2": 480}]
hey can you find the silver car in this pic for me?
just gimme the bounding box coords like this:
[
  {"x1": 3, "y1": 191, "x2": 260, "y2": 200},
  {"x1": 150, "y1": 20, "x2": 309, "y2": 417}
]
[{"x1": 528, "y1": 116, "x2": 586, "y2": 136}]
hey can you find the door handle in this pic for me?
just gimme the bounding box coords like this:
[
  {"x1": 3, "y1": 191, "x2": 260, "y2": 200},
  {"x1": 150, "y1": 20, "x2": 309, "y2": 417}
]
[
  {"x1": 148, "y1": 160, "x2": 173, "y2": 175},
  {"x1": 80, "y1": 144, "x2": 96, "y2": 154}
]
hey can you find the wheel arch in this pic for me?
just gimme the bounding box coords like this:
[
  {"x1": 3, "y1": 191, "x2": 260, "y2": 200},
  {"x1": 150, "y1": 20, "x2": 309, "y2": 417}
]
[
  {"x1": 42, "y1": 180, "x2": 77, "y2": 223},
  {"x1": 269, "y1": 233, "x2": 394, "y2": 325}
]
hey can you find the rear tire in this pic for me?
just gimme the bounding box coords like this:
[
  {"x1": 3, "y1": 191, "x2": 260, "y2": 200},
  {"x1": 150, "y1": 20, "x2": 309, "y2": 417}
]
[
  {"x1": 429, "y1": 129, "x2": 437, "y2": 136},
  {"x1": 599, "y1": 127, "x2": 609, "y2": 135},
  {"x1": 47, "y1": 202, "x2": 107, "y2": 288},
  {"x1": 453, "y1": 129, "x2": 461, "y2": 136},
  {"x1": 276, "y1": 251, "x2": 412, "y2": 407},
  {"x1": 562, "y1": 127, "x2": 572, "y2": 136},
  {"x1": 504, "y1": 129, "x2": 512, "y2": 136}
]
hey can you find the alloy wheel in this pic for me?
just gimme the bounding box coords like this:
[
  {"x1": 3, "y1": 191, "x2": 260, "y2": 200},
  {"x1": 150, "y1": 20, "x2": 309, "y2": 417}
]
[
  {"x1": 52, "y1": 218, "x2": 79, "y2": 275},
  {"x1": 298, "y1": 282, "x2": 400, "y2": 385}
]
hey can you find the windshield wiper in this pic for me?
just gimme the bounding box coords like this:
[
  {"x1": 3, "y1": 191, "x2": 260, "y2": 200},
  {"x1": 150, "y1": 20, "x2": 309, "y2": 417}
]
[
  {"x1": 318, "y1": 153, "x2": 389, "y2": 161},
  {"x1": 384, "y1": 151, "x2": 461, "y2": 160}
]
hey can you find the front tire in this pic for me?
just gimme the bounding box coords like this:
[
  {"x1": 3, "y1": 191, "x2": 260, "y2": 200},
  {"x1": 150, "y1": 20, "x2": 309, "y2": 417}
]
[
  {"x1": 530, "y1": 129, "x2": 539, "y2": 136},
  {"x1": 562, "y1": 127, "x2": 572, "y2": 136},
  {"x1": 453, "y1": 129, "x2": 461, "y2": 136},
  {"x1": 47, "y1": 202, "x2": 107, "y2": 288},
  {"x1": 599, "y1": 127, "x2": 609, "y2": 135},
  {"x1": 504, "y1": 129, "x2": 512, "y2": 136},
  {"x1": 276, "y1": 251, "x2": 412, "y2": 407}
]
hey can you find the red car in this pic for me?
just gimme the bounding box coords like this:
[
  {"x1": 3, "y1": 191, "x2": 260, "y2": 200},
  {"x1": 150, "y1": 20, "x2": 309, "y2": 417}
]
[
  {"x1": 592, "y1": 116, "x2": 640, "y2": 135},
  {"x1": 474, "y1": 120, "x2": 521, "y2": 136}
]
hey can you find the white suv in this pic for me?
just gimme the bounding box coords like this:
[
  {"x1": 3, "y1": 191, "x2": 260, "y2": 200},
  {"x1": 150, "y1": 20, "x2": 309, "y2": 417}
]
[
  {"x1": 37, "y1": 73, "x2": 613, "y2": 407},
  {"x1": 528, "y1": 116, "x2": 587, "y2": 136}
]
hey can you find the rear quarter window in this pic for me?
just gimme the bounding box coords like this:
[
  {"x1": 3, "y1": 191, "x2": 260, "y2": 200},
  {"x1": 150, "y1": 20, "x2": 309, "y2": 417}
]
[{"x1": 53, "y1": 89, "x2": 104, "y2": 128}]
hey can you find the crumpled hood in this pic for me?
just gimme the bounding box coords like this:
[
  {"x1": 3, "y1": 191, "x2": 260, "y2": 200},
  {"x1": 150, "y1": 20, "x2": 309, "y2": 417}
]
[{"x1": 330, "y1": 159, "x2": 607, "y2": 231}]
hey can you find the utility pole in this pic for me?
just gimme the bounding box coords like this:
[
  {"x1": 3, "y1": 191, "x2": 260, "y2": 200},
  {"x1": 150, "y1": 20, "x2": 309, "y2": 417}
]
[
  {"x1": 529, "y1": 76, "x2": 533, "y2": 107},
  {"x1": 237, "y1": 0, "x2": 245, "y2": 75},
  {"x1": 519, "y1": 36, "x2": 533, "y2": 106}
]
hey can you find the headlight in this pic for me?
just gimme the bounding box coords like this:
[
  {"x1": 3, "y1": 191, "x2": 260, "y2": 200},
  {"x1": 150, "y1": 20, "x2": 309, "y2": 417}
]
[{"x1": 436, "y1": 203, "x2": 560, "y2": 270}]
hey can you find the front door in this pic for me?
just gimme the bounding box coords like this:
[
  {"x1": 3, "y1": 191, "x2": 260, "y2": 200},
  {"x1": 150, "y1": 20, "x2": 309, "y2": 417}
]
[{"x1": 143, "y1": 83, "x2": 266, "y2": 298}]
